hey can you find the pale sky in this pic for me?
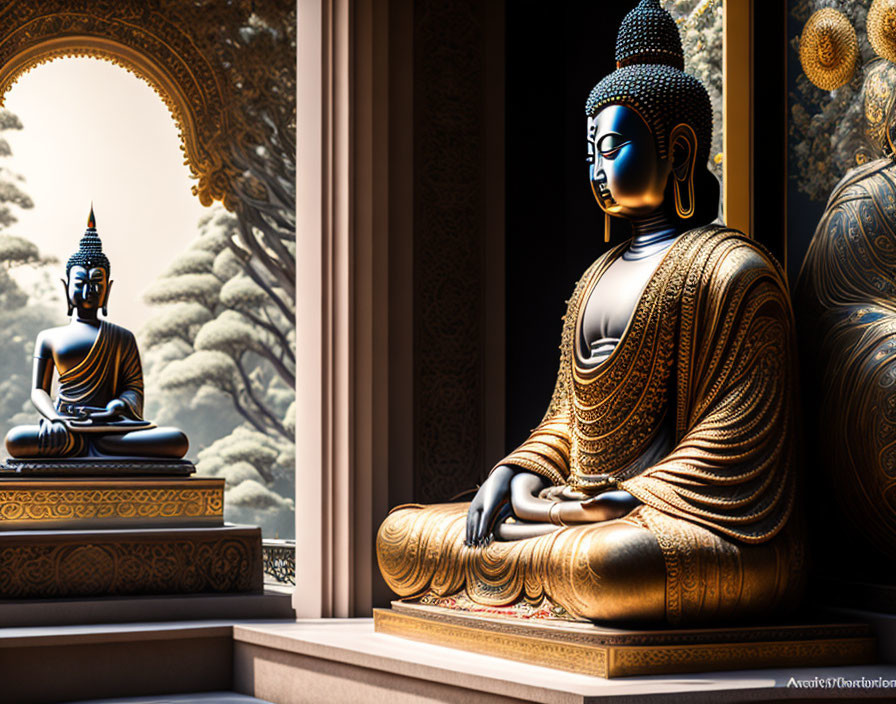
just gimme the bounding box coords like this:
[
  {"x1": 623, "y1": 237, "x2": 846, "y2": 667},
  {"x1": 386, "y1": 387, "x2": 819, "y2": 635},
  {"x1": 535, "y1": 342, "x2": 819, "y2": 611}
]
[{"x1": 2, "y1": 57, "x2": 208, "y2": 331}]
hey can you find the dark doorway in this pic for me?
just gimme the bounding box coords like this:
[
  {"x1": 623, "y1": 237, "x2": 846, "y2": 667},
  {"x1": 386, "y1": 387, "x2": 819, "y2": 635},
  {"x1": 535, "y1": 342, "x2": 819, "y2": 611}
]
[{"x1": 504, "y1": 1, "x2": 632, "y2": 449}]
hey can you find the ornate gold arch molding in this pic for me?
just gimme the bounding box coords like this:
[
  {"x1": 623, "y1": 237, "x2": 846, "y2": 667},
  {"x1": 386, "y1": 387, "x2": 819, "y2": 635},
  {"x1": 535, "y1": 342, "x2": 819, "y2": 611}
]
[
  {"x1": 0, "y1": 35, "x2": 216, "y2": 198},
  {"x1": 0, "y1": 3, "x2": 291, "y2": 212},
  {"x1": 0, "y1": 2, "x2": 297, "y2": 305}
]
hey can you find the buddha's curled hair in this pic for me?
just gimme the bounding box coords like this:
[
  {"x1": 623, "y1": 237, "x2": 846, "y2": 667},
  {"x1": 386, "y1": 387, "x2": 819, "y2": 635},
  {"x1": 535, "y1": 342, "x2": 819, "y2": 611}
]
[
  {"x1": 66, "y1": 208, "x2": 110, "y2": 276},
  {"x1": 586, "y1": 0, "x2": 713, "y2": 168}
]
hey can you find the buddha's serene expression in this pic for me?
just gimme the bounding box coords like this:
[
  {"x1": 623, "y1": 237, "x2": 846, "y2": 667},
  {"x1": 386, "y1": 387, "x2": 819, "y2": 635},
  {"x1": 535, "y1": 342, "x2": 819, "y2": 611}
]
[
  {"x1": 588, "y1": 104, "x2": 671, "y2": 217},
  {"x1": 67, "y1": 265, "x2": 109, "y2": 311}
]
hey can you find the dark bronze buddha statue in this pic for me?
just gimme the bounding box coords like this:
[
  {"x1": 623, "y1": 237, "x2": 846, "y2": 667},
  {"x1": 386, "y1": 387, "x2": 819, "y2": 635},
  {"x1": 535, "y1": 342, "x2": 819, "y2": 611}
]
[
  {"x1": 4, "y1": 208, "x2": 188, "y2": 461},
  {"x1": 795, "y1": 58, "x2": 896, "y2": 572},
  {"x1": 377, "y1": 0, "x2": 805, "y2": 624}
]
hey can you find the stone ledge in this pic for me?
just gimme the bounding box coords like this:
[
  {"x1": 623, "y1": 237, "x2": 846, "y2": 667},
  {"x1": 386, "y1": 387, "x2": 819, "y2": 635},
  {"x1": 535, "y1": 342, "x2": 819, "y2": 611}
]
[
  {"x1": 233, "y1": 620, "x2": 896, "y2": 703},
  {"x1": 0, "y1": 587, "x2": 293, "y2": 628},
  {"x1": 834, "y1": 608, "x2": 896, "y2": 664},
  {"x1": 0, "y1": 620, "x2": 234, "y2": 648},
  {"x1": 67, "y1": 694, "x2": 273, "y2": 704}
]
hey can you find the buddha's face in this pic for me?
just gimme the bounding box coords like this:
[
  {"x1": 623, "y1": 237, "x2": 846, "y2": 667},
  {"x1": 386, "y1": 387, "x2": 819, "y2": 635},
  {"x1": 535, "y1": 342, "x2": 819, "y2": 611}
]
[
  {"x1": 67, "y1": 265, "x2": 109, "y2": 312},
  {"x1": 587, "y1": 104, "x2": 671, "y2": 217}
]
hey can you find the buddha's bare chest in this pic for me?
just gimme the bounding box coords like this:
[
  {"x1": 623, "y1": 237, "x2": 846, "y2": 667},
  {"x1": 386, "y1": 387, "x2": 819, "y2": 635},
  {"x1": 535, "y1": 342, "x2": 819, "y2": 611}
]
[
  {"x1": 48, "y1": 325, "x2": 100, "y2": 374},
  {"x1": 580, "y1": 250, "x2": 670, "y2": 362}
]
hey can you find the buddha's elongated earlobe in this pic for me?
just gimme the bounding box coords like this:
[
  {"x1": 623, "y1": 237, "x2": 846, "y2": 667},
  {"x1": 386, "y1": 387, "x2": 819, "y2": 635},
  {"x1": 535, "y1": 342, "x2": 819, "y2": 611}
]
[
  {"x1": 669, "y1": 123, "x2": 697, "y2": 219},
  {"x1": 60, "y1": 278, "x2": 73, "y2": 316},
  {"x1": 604, "y1": 211, "x2": 611, "y2": 244},
  {"x1": 673, "y1": 174, "x2": 695, "y2": 219},
  {"x1": 102, "y1": 280, "x2": 113, "y2": 317}
]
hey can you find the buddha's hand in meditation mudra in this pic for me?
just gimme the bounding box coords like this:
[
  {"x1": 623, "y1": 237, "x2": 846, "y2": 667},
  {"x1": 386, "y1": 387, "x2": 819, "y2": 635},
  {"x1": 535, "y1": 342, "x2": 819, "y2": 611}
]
[
  {"x1": 74, "y1": 398, "x2": 128, "y2": 423},
  {"x1": 37, "y1": 419, "x2": 71, "y2": 456},
  {"x1": 464, "y1": 464, "x2": 640, "y2": 546}
]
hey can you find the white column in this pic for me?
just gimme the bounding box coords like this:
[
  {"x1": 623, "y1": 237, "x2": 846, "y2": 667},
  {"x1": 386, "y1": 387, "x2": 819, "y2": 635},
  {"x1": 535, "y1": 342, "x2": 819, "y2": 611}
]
[{"x1": 295, "y1": 0, "x2": 410, "y2": 617}]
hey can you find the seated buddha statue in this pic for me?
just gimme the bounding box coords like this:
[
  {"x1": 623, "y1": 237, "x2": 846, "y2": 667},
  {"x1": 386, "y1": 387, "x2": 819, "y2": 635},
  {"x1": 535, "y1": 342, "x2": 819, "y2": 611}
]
[
  {"x1": 377, "y1": 0, "x2": 805, "y2": 625},
  {"x1": 795, "y1": 58, "x2": 896, "y2": 570},
  {"x1": 4, "y1": 208, "x2": 189, "y2": 461}
]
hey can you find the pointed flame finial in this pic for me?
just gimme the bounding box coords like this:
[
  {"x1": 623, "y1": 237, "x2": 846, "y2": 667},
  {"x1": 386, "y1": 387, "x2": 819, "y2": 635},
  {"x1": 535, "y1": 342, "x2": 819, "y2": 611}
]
[{"x1": 87, "y1": 203, "x2": 95, "y2": 230}]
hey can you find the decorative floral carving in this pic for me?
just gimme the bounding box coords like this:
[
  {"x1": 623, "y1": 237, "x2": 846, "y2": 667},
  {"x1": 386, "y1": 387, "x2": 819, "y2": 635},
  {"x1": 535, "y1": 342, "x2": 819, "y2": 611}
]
[
  {"x1": 0, "y1": 484, "x2": 223, "y2": 524},
  {"x1": 0, "y1": 528, "x2": 261, "y2": 597}
]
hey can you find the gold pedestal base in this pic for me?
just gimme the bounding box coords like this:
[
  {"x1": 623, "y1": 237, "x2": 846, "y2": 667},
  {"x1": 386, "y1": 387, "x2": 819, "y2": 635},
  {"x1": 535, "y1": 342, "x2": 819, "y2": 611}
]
[
  {"x1": 374, "y1": 601, "x2": 876, "y2": 678},
  {"x1": 0, "y1": 477, "x2": 224, "y2": 530}
]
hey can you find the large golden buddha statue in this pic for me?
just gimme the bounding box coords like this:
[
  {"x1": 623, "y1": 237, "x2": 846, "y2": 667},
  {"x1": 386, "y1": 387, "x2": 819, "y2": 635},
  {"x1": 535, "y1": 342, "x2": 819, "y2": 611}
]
[
  {"x1": 795, "y1": 58, "x2": 896, "y2": 570},
  {"x1": 378, "y1": 0, "x2": 804, "y2": 624}
]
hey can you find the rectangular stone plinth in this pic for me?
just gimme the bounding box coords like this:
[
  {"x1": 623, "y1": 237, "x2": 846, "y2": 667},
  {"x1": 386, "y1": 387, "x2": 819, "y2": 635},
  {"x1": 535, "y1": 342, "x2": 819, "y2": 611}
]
[
  {"x1": 0, "y1": 477, "x2": 224, "y2": 530},
  {"x1": 0, "y1": 525, "x2": 262, "y2": 599},
  {"x1": 374, "y1": 602, "x2": 877, "y2": 678},
  {"x1": 0, "y1": 458, "x2": 196, "y2": 476}
]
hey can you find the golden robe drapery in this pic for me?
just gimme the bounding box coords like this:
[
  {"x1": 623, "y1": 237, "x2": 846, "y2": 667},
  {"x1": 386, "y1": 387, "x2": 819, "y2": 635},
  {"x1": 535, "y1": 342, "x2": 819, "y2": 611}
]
[
  {"x1": 26, "y1": 321, "x2": 146, "y2": 457},
  {"x1": 56, "y1": 320, "x2": 144, "y2": 420},
  {"x1": 378, "y1": 225, "x2": 805, "y2": 623}
]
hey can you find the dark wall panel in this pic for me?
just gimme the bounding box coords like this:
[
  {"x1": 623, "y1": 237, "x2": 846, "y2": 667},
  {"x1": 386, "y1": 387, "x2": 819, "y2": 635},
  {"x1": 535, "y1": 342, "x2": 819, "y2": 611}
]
[
  {"x1": 413, "y1": 0, "x2": 490, "y2": 502},
  {"x1": 504, "y1": 1, "x2": 630, "y2": 450}
]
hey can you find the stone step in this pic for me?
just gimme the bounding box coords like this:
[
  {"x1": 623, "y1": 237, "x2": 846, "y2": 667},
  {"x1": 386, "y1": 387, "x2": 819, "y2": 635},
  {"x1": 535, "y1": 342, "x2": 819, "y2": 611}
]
[
  {"x1": 1, "y1": 621, "x2": 238, "y2": 704},
  {"x1": 0, "y1": 588, "x2": 293, "y2": 628},
  {"x1": 0, "y1": 524, "x2": 261, "y2": 599}
]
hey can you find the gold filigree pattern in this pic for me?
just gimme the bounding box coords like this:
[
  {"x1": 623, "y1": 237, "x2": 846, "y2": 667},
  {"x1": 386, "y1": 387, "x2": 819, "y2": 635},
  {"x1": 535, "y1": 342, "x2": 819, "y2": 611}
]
[
  {"x1": 796, "y1": 158, "x2": 896, "y2": 561},
  {"x1": 868, "y1": 0, "x2": 896, "y2": 65},
  {"x1": 799, "y1": 7, "x2": 858, "y2": 91},
  {"x1": 863, "y1": 60, "x2": 896, "y2": 158},
  {"x1": 374, "y1": 608, "x2": 875, "y2": 678},
  {"x1": 498, "y1": 226, "x2": 797, "y2": 544},
  {"x1": 0, "y1": 482, "x2": 223, "y2": 526}
]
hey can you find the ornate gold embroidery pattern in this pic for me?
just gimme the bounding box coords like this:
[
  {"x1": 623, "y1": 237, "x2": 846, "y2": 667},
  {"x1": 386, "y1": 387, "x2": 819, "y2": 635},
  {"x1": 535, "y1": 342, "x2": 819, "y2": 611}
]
[
  {"x1": 0, "y1": 486, "x2": 223, "y2": 523},
  {"x1": 374, "y1": 608, "x2": 875, "y2": 678},
  {"x1": 494, "y1": 250, "x2": 623, "y2": 484},
  {"x1": 568, "y1": 236, "x2": 688, "y2": 477},
  {"x1": 797, "y1": 159, "x2": 896, "y2": 558},
  {"x1": 631, "y1": 505, "x2": 736, "y2": 625}
]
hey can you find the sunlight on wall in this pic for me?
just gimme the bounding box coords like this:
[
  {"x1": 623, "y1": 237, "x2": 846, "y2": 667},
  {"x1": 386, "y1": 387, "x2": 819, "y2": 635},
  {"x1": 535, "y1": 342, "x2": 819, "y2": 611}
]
[{"x1": 3, "y1": 57, "x2": 208, "y2": 332}]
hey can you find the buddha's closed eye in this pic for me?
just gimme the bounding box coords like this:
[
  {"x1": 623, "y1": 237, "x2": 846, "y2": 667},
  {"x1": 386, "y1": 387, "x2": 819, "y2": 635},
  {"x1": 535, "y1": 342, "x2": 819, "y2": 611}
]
[{"x1": 598, "y1": 133, "x2": 631, "y2": 157}]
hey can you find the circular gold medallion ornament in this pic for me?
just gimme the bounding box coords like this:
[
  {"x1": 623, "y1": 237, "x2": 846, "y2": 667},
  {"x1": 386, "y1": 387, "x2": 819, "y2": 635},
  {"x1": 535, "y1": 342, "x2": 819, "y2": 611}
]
[
  {"x1": 868, "y1": 0, "x2": 896, "y2": 64},
  {"x1": 799, "y1": 7, "x2": 858, "y2": 91}
]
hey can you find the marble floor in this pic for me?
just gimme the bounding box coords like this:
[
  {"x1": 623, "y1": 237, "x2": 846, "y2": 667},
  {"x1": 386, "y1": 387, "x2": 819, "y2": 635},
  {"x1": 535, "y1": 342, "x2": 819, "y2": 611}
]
[{"x1": 232, "y1": 619, "x2": 896, "y2": 703}]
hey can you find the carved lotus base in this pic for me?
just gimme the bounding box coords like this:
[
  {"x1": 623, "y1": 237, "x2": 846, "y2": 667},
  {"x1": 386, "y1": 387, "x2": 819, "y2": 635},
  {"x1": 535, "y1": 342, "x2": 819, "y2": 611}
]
[
  {"x1": 374, "y1": 598, "x2": 877, "y2": 678},
  {"x1": 0, "y1": 476, "x2": 223, "y2": 530},
  {"x1": 0, "y1": 525, "x2": 262, "y2": 599}
]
